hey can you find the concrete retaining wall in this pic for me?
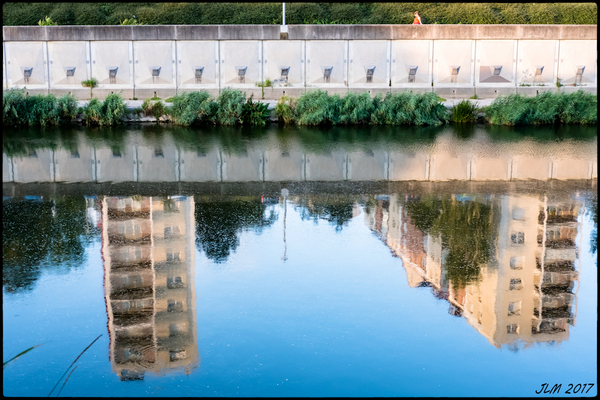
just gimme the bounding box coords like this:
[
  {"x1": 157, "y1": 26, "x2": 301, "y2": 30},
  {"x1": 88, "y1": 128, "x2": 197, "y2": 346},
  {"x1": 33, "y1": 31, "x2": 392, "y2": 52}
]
[{"x1": 3, "y1": 25, "x2": 597, "y2": 100}]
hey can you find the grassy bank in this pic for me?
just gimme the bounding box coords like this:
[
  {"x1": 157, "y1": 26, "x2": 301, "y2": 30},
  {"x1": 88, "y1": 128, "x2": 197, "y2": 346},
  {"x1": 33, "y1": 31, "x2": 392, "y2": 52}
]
[
  {"x1": 484, "y1": 91, "x2": 597, "y2": 125},
  {"x1": 3, "y1": 3, "x2": 596, "y2": 26},
  {"x1": 3, "y1": 90, "x2": 128, "y2": 127},
  {"x1": 3, "y1": 88, "x2": 597, "y2": 128}
]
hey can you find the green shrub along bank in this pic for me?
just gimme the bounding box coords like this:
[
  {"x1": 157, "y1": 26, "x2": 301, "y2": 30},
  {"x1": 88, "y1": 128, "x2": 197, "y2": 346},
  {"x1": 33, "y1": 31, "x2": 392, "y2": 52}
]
[
  {"x1": 3, "y1": 3, "x2": 596, "y2": 26},
  {"x1": 168, "y1": 91, "x2": 218, "y2": 125},
  {"x1": 3, "y1": 90, "x2": 78, "y2": 126},
  {"x1": 3, "y1": 88, "x2": 596, "y2": 128},
  {"x1": 2, "y1": 89, "x2": 127, "y2": 127},
  {"x1": 484, "y1": 91, "x2": 597, "y2": 126},
  {"x1": 279, "y1": 90, "x2": 449, "y2": 126},
  {"x1": 450, "y1": 100, "x2": 479, "y2": 123},
  {"x1": 167, "y1": 89, "x2": 271, "y2": 126},
  {"x1": 276, "y1": 90, "x2": 596, "y2": 126},
  {"x1": 83, "y1": 93, "x2": 127, "y2": 126}
]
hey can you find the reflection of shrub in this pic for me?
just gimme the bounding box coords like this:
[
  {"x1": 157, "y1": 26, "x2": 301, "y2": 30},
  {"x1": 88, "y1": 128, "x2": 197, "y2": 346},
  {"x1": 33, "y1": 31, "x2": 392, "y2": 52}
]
[
  {"x1": 403, "y1": 195, "x2": 496, "y2": 288},
  {"x1": 195, "y1": 200, "x2": 277, "y2": 263},
  {"x1": 3, "y1": 196, "x2": 91, "y2": 292}
]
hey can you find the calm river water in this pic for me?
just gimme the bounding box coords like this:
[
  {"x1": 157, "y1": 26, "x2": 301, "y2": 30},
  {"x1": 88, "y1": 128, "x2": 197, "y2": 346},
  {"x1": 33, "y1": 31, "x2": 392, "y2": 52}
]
[{"x1": 3, "y1": 124, "x2": 597, "y2": 397}]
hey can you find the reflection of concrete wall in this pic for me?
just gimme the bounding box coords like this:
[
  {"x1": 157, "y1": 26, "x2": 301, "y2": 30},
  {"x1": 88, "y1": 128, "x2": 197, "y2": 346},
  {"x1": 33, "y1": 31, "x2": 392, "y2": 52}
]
[
  {"x1": 392, "y1": 40, "x2": 432, "y2": 87},
  {"x1": 347, "y1": 151, "x2": 387, "y2": 181},
  {"x1": 430, "y1": 152, "x2": 470, "y2": 181},
  {"x1": 3, "y1": 42, "x2": 6, "y2": 89},
  {"x1": 95, "y1": 147, "x2": 136, "y2": 183},
  {"x1": 305, "y1": 152, "x2": 346, "y2": 181},
  {"x1": 222, "y1": 149, "x2": 264, "y2": 182},
  {"x1": 53, "y1": 147, "x2": 94, "y2": 183},
  {"x1": 512, "y1": 155, "x2": 552, "y2": 180},
  {"x1": 553, "y1": 159, "x2": 595, "y2": 180},
  {"x1": 2, "y1": 154, "x2": 11, "y2": 182},
  {"x1": 180, "y1": 149, "x2": 221, "y2": 182},
  {"x1": 471, "y1": 155, "x2": 511, "y2": 181},
  {"x1": 264, "y1": 149, "x2": 305, "y2": 181},
  {"x1": 388, "y1": 152, "x2": 428, "y2": 181},
  {"x1": 11, "y1": 149, "x2": 53, "y2": 183},
  {"x1": 137, "y1": 144, "x2": 179, "y2": 182},
  {"x1": 3, "y1": 132, "x2": 596, "y2": 183}
]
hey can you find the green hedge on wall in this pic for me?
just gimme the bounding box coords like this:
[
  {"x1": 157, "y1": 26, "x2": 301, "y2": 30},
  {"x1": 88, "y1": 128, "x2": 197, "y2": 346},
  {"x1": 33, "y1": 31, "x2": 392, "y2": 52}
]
[{"x1": 3, "y1": 2, "x2": 597, "y2": 26}]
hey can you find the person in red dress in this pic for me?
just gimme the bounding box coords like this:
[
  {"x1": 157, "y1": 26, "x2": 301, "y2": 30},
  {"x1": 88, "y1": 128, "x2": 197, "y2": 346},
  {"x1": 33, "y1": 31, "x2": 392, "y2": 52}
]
[{"x1": 413, "y1": 11, "x2": 422, "y2": 25}]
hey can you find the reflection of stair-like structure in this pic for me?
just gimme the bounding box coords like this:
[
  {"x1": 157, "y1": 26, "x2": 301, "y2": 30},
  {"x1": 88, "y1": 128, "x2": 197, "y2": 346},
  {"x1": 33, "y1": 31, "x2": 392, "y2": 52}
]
[
  {"x1": 362, "y1": 193, "x2": 584, "y2": 350},
  {"x1": 102, "y1": 196, "x2": 198, "y2": 381},
  {"x1": 532, "y1": 203, "x2": 579, "y2": 337}
]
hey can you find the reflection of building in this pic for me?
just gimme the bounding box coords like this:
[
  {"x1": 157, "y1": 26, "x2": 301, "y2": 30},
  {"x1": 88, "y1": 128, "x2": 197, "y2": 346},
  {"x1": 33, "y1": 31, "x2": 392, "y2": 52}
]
[
  {"x1": 364, "y1": 195, "x2": 449, "y2": 299},
  {"x1": 365, "y1": 193, "x2": 582, "y2": 350},
  {"x1": 101, "y1": 196, "x2": 198, "y2": 380}
]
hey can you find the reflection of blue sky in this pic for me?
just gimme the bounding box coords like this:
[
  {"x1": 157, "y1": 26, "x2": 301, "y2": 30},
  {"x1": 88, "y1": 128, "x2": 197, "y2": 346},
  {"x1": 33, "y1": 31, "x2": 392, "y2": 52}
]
[{"x1": 3, "y1": 200, "x2": 597, "y2": 397}]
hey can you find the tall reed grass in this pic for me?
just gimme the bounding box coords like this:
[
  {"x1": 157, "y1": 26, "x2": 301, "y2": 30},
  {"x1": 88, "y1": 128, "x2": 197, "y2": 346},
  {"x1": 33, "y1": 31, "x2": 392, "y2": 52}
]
[
  {"x1": 3, "y1": 89, "x2": 77, "y2": 126},
  {"x1": 285, "y1": 90, "x2": 447, "y2": 126},
  {"x1": 274, "y1": 95, "x2": 296, "y2": 125},
  {"x1": 450, "y1": 100, "x2": 479, "y2": 123},
  {"x1": 82, "y1": 93, "x2": 127, "y2": 126},
  {"x1": 216, "y1": 88, "x2": 246, "y2": 126},
  {"x1": 167, "y1": 89, "x2": 271, "y2": 127},
  {"x1": 167, "y1": 90, "x2": 218, "y2": 126},
  {"x1": 485, "y1": 91, "x2": 597, "y2": 126},
  {"x1": 371, "y1": 91, "x2": 448, "y2": 126}
]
